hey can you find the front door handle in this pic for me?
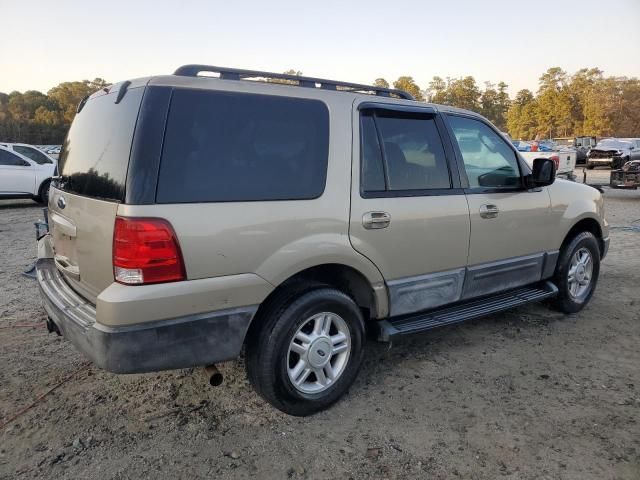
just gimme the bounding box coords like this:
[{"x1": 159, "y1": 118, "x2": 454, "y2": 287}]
[
  {"x1": 479, "y1": 204, "x2": 499, "y2": 219},
  {"x1": 362, "y1": 211, "x2": 391, "y2": 229}
]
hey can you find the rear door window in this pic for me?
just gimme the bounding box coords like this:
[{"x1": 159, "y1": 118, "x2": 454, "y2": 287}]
[
  {"x1": 156, "y1": 89, "x2": 329, "y2": 203},
  {"x1": 0, "y1": 150, "x2": 29, "y2": 166},
  {"x1": 57, "y1": 87, "x2": 144, "y2": 202},
  {"x1": 360, "y1": 110, "x2": 451, "y2": 194}
]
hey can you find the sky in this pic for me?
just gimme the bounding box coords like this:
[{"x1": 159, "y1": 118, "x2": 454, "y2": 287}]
[{"x1": 1, "y1": 0, "x2": 639, "y2": 96}]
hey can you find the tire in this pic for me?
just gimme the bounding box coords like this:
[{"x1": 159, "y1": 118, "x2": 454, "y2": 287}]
[
  {"x1": 612, "y1": 156, "x2": 629, "y2": 170},
  {"x1": 246, "y1": 285, "x2": 365, "y2": 416},
  {"x1": 551, "y1": 231, "x2": 600, "y2": 314},
  {"x1": 37, "y1": 180, "x2": 51, "y2": 205},
  {"x1": 586, "y1": 162, "x2": 595, "y2": 170}
]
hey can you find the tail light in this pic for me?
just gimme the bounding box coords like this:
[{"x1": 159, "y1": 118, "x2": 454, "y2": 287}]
[
  {"x1": 113, "y1": 217, "x2": 185, "y2": 285},
  {"x1": 549, "y1": 154, "x2": 560, "y2": 171}
]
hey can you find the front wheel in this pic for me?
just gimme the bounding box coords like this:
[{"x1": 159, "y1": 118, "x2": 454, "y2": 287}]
[
  {"x1": 246, "y1": 286, "x2": 365, "y2": 416},
  {"x1": 552, "y1": 231, "x2": 600, "y2": 313}
]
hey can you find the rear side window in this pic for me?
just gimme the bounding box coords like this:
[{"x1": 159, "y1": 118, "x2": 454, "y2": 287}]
[
  {"x1": 360, "y1": 110, "x2": 451, "y2": 193},
  {"x1": 14, "y1": 145, "x2": 52, "y2": 164},
  {"x1": 57, "y1": 87, "x2": 144, "y2": 202},
  {"x1": 0, "y1": 150, "x2": 29, "y2": 166},
  {"x1": 157, "y1": 89, "x2": 329, "y2": 203}
]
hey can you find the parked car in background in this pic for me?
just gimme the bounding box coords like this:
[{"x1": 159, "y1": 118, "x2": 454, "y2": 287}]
[
  {"x1": 586, "y1": 138, "x2": 640, "y2": 169},
  {"x1": 0, "y1": 143, "x2": 57, "y2": 167},
  {"x1": 0, "y1": 145, "x2": 55, "y2": 203},
  {"x1": 610, "y1": 159, "x2": 640, "y2": 189},
  {"x1": 519, "y1": 148, "x2": 577, "y2": 180},
  {"x1": 574, "y1": 136, "x2": 597, "y2": 164}
]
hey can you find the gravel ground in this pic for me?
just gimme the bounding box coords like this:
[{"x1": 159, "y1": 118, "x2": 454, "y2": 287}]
[{"x1": 1, "y1": 169, "x2": 639, "y2": 479}]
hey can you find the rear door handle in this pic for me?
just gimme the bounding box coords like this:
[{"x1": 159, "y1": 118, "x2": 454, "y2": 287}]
[
  {"x1": 479, "y1": 204, "x2": 499, "y2": 219},
  {"x1": 362, "y1": 211, "x2": 391, "y2": 229}
]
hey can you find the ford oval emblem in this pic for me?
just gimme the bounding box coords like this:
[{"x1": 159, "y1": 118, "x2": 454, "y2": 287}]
[{"x1": 57, "y1": 196, "x2": 66, "y2": 209}]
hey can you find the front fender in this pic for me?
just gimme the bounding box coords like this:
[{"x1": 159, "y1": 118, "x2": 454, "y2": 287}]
[{"x1": 547, "y1": 180, "x2": 608, "y2": 248}]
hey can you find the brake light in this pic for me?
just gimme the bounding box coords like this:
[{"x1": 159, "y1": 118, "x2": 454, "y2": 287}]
[
  {"x1": 549, "y1": 154, "x2": 560, "y2": 171},
  {"x1": 113, "y1": 217, "x2": 185, "y2": 285}
]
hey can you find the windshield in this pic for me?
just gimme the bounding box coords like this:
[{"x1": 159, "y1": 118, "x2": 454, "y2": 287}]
[{"x1": 595, "y1": 140, "x2": 632, "y2": 150}]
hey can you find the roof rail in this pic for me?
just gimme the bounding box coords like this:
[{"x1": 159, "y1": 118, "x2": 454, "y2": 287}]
[{"x1": 173, "y1": 64, "x2": 415, "y2": 100}]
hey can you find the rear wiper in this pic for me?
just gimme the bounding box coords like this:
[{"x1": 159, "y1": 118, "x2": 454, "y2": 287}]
[
  {"x1": 115, "y1": 81, "x2": 131, "y2": 104},
  {"x1": 76, "y1": 95, "x2": 89, "y2": 113}
]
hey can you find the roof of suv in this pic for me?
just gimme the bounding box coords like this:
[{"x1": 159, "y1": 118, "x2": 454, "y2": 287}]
[{"x1": 97, "y1": 65, "x2": 485, "y2": 122}]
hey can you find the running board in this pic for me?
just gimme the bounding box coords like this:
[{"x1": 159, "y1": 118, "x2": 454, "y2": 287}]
[{"x1": 377, "y1": 281, "x2": 558, "y2": 341}]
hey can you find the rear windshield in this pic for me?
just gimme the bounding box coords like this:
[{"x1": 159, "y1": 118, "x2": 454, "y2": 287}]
[
  {"x1": 156, "y1": 89, "x2": 329, "y2": 203},
  {"x1": 57, "y1": 87, "x2": 144, "y2": 202}
]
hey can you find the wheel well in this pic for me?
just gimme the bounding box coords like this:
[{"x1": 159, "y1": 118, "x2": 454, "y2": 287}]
[
  {"x1": 38, "y1": 178, "x2": 51, "y2": 197},
  {"x1": 562, "y1": 218, "x2": 603, "y2": 255},
  {"x1": 257, "y1": 264, "x2": 377, "y2": 322}
]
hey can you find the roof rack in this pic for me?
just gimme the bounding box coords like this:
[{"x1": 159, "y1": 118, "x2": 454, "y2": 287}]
[{"x1": 173, "y1": 64, "x2": 415, "y2": 100}]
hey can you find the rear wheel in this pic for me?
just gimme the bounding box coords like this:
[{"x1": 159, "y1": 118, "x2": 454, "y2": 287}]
[
  {"x1": 551, "y1": 231, "x2": 600, "y2": 313},
  {"x1": 246, "y1": 286, "x2": 365, "y2": 416},
  {"x1": 586, "y1": 162, "x2": 595, "y2": 170}
]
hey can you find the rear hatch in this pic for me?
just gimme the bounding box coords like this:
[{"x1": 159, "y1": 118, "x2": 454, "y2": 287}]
[{"x1": 48, "y1": 83, "x2": 145, "y2": 303}]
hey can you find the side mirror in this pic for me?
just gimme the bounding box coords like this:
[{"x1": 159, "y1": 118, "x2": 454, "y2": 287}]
[{"x1": 526, "y1": 158, "x2": 555, "y2": 188}]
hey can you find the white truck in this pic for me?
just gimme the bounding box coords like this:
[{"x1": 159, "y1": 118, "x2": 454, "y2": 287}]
[{"x1": 520, "y1": 149, "x2": 577, "y2": 180}]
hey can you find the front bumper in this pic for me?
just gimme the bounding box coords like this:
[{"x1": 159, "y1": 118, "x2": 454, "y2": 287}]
[
  {"x1": 36, "y1": 258, "x2": 257, "y2": 373},
  {"x1": 588, "y1": 158, "x2": 613, "y2": 165}
]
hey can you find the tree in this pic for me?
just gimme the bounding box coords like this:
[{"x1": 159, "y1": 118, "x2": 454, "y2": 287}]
[
  {"x1": 373, "y1": 78, "x2": 389, "y2": 88},
  {"x1": 426, "y1": 76, "x2": 447, "y2": 103},
  {"x1": 48, "y1": 78, "x2": 108, "y2": 124},
  {"x1": 535, "y1": 67, "x2": 573, "y2": 138},
  {"x1": 445, "y1": 76, "x2": 481, "y2": 112},
  {"x1": 393, "y1": 76, "x2": 424, "y2": 101},
  {"x1": 507, "y1": 89, "x2": 538, "y2": 139}
]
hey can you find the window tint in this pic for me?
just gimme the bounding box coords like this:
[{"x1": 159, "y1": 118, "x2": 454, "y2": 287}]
[
  {"x1": 157, "y1": 90, "x2": 329, "y2": 203},
  {"x1": 360, "y1": 115, "x2": 385, "y2": 192},
  {"x1": 449, "y1": 115, "x2": 521, "y2": 188},
  {"x1": 360, "y1": 111, "x2": 450, "y2": 193},
  {"x1": 0, "y1": 150, "x2": 29, "y2": 166},
  {"x1": 14, "y1": 145, "x2": 52, "y2": 164},
  {"x1": 57, "y1": 87, "x2": 144, "y2": 202}
]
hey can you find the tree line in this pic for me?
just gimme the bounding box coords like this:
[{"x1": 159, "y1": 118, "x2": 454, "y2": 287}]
[
  {"x1": 376, "y1": 67, "x2": 640, "y2": 139},
  {"x1": 0, "y1": 78, "x2": 108, "y2": 145},
  {"x1": 1, "y1": 67, "x2": 638, "y2": 146}
]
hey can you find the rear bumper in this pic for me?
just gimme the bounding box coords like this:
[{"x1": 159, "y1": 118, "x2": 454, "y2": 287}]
[{"x1": 36, "y1": 258, "x2": 257, "y2": 373}]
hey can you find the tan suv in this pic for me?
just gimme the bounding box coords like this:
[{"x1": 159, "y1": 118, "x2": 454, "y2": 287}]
[{"x1": 37, "y1": 65, "x2": 609, "y2": 416}]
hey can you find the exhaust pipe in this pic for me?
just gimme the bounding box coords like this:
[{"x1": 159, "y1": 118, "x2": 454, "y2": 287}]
[{"x1": 203, "y1": 364, "x2": 223, "y2": 387}]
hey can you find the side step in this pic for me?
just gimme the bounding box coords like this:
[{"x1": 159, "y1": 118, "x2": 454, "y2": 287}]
[{"x1": 377, "y1": 281, "x2": 558, "y2": 341}]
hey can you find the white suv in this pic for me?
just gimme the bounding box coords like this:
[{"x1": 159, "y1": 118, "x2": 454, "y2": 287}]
[
  {"x1": 0, "y1": 145, "x2": 56, "y2": 203},
  {"x1": 0, "y1": 143, "x2": 57, "y2": 166}
]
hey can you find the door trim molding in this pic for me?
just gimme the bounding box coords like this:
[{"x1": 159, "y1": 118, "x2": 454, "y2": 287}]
[{"x1": 387, "y1": 251, "x2": 559, "y2": 317}]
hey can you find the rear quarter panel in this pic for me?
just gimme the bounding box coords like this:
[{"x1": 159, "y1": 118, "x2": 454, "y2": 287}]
[{"x1": 117, "y1": 87, "x2": 386, "y2": 306}]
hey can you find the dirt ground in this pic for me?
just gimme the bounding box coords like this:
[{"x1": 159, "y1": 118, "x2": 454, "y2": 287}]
[{"x1": 1, "y1": 169, "x2": 639, "y2": 480}]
